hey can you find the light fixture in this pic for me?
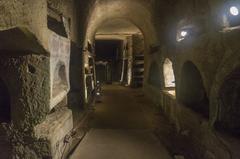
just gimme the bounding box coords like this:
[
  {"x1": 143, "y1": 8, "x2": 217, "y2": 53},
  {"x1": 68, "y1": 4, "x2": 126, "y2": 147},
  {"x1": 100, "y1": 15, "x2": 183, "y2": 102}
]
[
  {"x1": 180, "y1": 30, "x2": 188, "y2": 37},
  {"x1": 230, "y1": 6, "x2": 239, "y2": 16},
  {"x1": 177, "y1": 30, "x2": 189, "y2": 42}
]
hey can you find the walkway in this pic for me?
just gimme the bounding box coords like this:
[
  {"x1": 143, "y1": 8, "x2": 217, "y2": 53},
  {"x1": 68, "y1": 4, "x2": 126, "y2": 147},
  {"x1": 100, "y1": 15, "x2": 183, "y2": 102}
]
[{"x1": 69, "y1": 84, "x2": 172, "y2": 159}]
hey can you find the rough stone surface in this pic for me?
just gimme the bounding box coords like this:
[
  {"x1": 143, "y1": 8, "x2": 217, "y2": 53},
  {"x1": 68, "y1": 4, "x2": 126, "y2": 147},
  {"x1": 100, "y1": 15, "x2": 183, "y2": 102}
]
[
  {"x1": 1, "y1": 0, "x2": 240, "y2": 158},
  {"x1": 0, "y1": 53, "x2": 50, "y2": 129},
  {"x1": 34, "y1": 107, "x2": 73, "y2": 159},
  {"x1": 70, "y1": 84, "x2": 172, "y2": 159},
  {"x1": 0, "y1": 53, "x2": 50, "y2": 159},
  {"x1": 49, "y1": 30, "x2": 71, "y2": 109}
]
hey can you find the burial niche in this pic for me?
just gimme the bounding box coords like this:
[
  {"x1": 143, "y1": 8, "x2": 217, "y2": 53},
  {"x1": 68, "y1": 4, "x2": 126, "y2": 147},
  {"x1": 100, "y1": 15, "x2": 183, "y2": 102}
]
[
  {"x1": 215, "y1": 67, "x2": 240, "y2": 136},
  {"x1": 52, "y1": 62, "x2": 68, "y2": 98},
  {"x1": 163, "y1": 58, "x2": 176, "y2": 88},
  {"x1": 178, "y1": 61, "x2": 209, "y2": 118},
  {"x1": 0, "y1": 78, "x2": 11, "y2": 123}
]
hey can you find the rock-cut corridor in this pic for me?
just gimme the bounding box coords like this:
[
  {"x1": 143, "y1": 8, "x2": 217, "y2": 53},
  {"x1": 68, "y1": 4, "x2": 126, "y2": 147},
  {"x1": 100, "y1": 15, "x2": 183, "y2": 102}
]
[
  {"x1": 69, "y1": 84, "x2": 172, "y2": 159},
  {"x1": 1, "y1": 0, "x2": 240, "y2": 158}
]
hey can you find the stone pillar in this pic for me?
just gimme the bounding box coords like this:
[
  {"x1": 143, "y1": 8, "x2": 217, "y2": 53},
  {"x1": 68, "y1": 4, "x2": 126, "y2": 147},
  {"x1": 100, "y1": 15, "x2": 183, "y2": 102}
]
[
  {"x1": 68, "y1": 42, "x2": 85, "y2": 126},
  {"x1": 0, "y1": 27, "x2": 73, "y2": 159}
]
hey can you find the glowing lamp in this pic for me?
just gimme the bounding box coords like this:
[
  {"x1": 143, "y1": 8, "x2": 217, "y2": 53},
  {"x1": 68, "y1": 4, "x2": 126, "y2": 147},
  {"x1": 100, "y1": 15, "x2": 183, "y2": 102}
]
[
  {"x1": 230, "y1": 6, "x2": 239, "y2": 16},
  {"x1": 180, "y1": 30, "x2": 188, "y2": 37}
]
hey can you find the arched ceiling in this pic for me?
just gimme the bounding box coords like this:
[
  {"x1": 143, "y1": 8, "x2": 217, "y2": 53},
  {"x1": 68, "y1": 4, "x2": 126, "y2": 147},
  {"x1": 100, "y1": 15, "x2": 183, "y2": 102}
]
[
  {"x1": 96, "y1": 19, "x2": 141, "y2": 35},
  {"x1": 84, "y1": 0, "x2": 158, "y2": 46}
]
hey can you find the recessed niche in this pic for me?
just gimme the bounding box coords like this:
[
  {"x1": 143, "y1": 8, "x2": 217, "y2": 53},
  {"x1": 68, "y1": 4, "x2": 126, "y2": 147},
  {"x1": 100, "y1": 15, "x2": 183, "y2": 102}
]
[
  {"x1": 0, "y1": 78, "x2": 11, "y2": 123},
  {"x1": 49, "y1": 31, "x2": 71, "y2": 109},
  {"x1": 176, "y1": 25, "x2": 194, "y2": 42},
  {"x1": 52, "y1": 63, "x2": 68, "y2": 98},
  {"x1": 222, "y1": 3, "x2": 240, "y2": 30},
  {"x1": 178, "y1": 61, "x2": 209, "y2": 118},
  {"x1": 163, "y1": 58, "x2": 175, "y2": 88},
  {"x1": 215, "y1": 67, "x2": 240, "y2": 136}
]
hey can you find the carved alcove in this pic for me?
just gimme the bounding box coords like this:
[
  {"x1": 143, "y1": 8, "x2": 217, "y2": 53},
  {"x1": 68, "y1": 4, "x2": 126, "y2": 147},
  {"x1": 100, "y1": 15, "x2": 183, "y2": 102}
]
[
  {"x1": 0, "y1": 77, "x2": 11, "y2": 159},
  {"x1": 222, "y1": 2, "x2": 240, "y2": 31},
  {"x1": 46, "y1": 4, "x2": 71, "y2": 109},
  {"x1": 215, "y1": 67, "x2": 240, "y2": 136},
  {"x1": 52, "y1": 62, "x2": 68, "y2": 98},
  {"x1": 0, "y1": 78, "x2": 11, "y2": 123},
  {"x1": 49, "y1": 31, "x2": 71, "y2": 109},
  {"x1": 178, "y1": 61, "x2": 209, "y2": 118},
  {"x1": 33, "y1": 29, "x2": 72, "y2": 159},
  {"x1": 163, "y1": 58, "x2": 176, "y2": 88}
]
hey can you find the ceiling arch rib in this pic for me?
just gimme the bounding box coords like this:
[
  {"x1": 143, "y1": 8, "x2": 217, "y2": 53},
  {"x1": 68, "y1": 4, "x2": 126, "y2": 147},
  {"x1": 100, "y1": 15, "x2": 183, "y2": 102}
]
[
  {"x1": 96, "y1": 19, "x2": 141, "y2": 35},
  {"x1": 85, "y1": 0, "x2": 157, "y2": 46}
]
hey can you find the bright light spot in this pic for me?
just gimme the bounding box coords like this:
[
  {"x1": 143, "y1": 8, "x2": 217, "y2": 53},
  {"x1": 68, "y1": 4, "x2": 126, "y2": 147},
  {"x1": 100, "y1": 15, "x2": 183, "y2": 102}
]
[
  {"x1": 167, "y1": 90, "x2": 176, "y2": 96},
  {"x1": 96, "y1": 92, "x2": 100, "y2": 95},
  {"x1": 181, "y1": 30, "x2": 188, "y2": 37},
  {"x1": 230, "y1": 6, "x2": 239, "y2": 16},
  {"x1": 97, "y1": 81, "x2": 100, "y2": 84},
  {"x1": 163, "y1": 58, "x2": 176, "y2": 87}
]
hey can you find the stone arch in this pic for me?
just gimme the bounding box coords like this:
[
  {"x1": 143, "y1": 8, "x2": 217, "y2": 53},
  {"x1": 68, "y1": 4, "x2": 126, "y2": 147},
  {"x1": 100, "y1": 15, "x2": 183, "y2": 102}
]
[
  {"x1": 53, "y1": 62, "x2": 68, "y2": 98},
  {"x1": 93, "y1": 17, "x2": 146, "y2": 88},
  {"x1": 178, "y1": 61, "x2": 209, "y2": 118},
  {"x1": 163, "y1": 58, "x2": 175, "y2": 88},
  {"x1": 148, "y1": 61, "x2": 161, "y2": 88},
  {"x1": 84, "y1": 0, "x2": 157, "y2": 49},
  {"x1": 214, "y1": 67, "x2": 240, "y2": 135},
  {"x1": 209, "y1": 52, "x2": 240, "y2": 130},
  {"x1": 0, "y1": 78, "x2": 11, "y2": 123},
  {"x1": 95, "y1": 18, "x2": 143, "y2": 36}
]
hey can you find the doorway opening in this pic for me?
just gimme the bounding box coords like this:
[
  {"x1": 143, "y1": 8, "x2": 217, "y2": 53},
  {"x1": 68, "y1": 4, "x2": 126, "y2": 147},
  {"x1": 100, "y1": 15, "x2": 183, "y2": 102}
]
[
  {"x1": 94, "y1": 19, "x2": 145, "y2": 88},
  {"x1": 95, "y1": 40, "x2": 123, "y2": 84},
  {"x1": 178, "y1": 61, "x2": 209, "y2": 118}
]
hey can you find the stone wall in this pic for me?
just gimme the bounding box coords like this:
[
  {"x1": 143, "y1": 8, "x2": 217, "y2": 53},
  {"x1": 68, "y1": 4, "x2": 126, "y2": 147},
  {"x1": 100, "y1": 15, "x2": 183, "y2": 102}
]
[
  {"x1": 0, "y1": 52, "x2": 51, "y2": 158},
  {"x1": 1, "y1": 0, "x2": 240, "y2": 158},
  {"x1": 0, "y1": 0, "x2": 48, "y2": 48},
  {"x1": 0, "y1": 0, "x2": 79, "y2": 157},
  {"x1": 143, "y1": 0, "x2": 240, "y2": 158}
]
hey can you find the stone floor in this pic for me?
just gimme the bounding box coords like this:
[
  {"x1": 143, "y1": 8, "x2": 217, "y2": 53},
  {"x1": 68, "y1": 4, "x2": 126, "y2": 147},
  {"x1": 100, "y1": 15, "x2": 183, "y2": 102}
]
[{"x1": 69, "y1": 84, "x2": 173, "y2": 159}]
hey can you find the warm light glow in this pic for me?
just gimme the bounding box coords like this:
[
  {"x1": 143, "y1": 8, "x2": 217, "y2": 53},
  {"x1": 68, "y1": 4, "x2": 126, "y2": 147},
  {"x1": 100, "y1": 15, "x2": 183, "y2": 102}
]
[
  {"x1": 96, "y1": 92, "x2": 100, "y2": 95},
  {"x1": 167, "y1": 90, "x2": 176, "y2": 96},
  {"x1": 163, "y1": 59, "x2": 176, "y2": 88},
  {"x1": 177, "y1": 30, "x2": 189, "y2": 42},
  {"x1": 230, "y1": 6, "x2": 239, "y2": 16},
  {"x1": 181, "y1": 30, "x2": 188, "y2": 37}
]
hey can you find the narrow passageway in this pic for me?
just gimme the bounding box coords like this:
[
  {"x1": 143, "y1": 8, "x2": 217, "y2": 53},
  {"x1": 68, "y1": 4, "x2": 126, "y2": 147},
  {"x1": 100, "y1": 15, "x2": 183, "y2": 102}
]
[{"x1": 69, "y1": 84, "x2": 172, "y2": 159}]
